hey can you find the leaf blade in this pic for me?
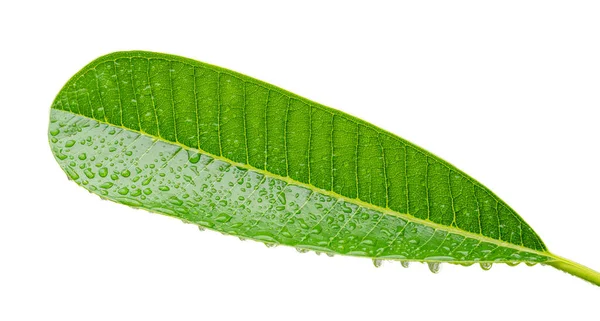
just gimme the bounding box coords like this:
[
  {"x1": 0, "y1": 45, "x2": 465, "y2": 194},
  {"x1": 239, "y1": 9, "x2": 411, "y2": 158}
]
[{"x1": 48, "y1": 50, "x2": 600, "y2": 285}]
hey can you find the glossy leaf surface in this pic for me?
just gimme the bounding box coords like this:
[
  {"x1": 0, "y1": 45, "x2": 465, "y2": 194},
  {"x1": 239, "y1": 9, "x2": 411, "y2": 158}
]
[{"x1": 48, "y1": 51, "x2": 600, "y2": 285}]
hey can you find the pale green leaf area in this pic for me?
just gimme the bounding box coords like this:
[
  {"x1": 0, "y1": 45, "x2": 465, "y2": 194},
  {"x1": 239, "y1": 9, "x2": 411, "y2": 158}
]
[{"x1": 48, "y1": 51, "x2": 600, "y2": 286}]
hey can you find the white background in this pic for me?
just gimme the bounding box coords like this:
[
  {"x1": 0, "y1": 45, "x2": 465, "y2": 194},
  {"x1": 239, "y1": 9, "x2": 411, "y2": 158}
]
[{"x1": 1, "y1": 1, "x2": 599, "y2": 320}]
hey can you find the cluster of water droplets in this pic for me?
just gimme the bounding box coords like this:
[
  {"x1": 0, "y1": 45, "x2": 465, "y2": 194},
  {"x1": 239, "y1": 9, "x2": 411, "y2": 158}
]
[{"x1": 50, "y1": 110, "x2": 550, "y2": 272}]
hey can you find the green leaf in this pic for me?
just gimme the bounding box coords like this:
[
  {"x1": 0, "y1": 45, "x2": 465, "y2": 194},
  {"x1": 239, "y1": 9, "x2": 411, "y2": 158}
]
[{"x1": 48, "y1": 50, "x2": 600, "y2": 286}]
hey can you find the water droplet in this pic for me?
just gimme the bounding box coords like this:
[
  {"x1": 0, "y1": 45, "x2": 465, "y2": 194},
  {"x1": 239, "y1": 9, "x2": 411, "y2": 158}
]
[
  {"x1": 372, "y1": 259, "x2": 383, "y2": 268},
  {"x1": 326, "y1": 253, "x2": 334, "y2": 257},
  {"x1": 49, "y1": 128, "x2": 60, "y2": 136},
  {"x1": 296, "y1": 248, "x2": 309, "y2": 253},
  {"x1": 526, "y1": 262, "x2": 537, "y2": 267},
  {"x1": 169, "y1": 196, "x2": 183, "y2": 206},
  {"x1": 480, "y1": 262, "x2": 493, "y2": 271},
  {"x1": 215, "y1": 213, "x2": 232, "y2": 223},
  {"x1": 506, "y1": 262, "x2": 519, "y2": 267},
  {"x1": 98, "y1": 167, "x2": 108, "y2": 177},
  {"x1": 278, "y1": 193, "x2": 286, "y2": 205},
  {"x1": 117, "y1": 187, "x2": 129, "y2": 195},
  {"x1": 341, "y1": 204, "x2": 352, "y2": 213},
  {"x1": 121, "y1": 169, "x2": 131, "y2": 177},
  {"x1": 427, "y1": 262, "x2": 441, "y2": 274},
  {"x1": 401, "y1": 261, "x2": 410, "y2": 268},
  {"x1": 264, "y1": 242, "x2": 277, "y2": 248},
  {"x1": 83, "y1": 168, "x2": 95, "y2": 179},
  {"x1": 65, "y1": 140, "x2": 76, "y2": 147},
  {"x1": 197, "y1": 226, "x2": 206, "y2": 231},
  {"x1": 100, "y1": 182, "x2": 114, "y2": 189},
  {"x1": 188, "y1": 151, "x2": 201, "y2": 164},
  {"x1": 238, "y1": 237, "x2": 247, "y2": 241},
  {"x1": 64, "y1": 167, "x2": 79, "y2": 180},
  {"x1": 158, "y1": 185, "x2": 170, "y2": 191},
  {"x1": 78, "y1": 153, "x2": 87, "y2": 160},
  {"x1": 142, "y1": 176, "x2": 152, "y2": 185}
]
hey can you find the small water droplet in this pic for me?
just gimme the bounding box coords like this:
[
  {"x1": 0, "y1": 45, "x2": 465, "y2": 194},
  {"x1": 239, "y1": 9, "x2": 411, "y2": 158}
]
[
  {"x1": 49, "y1": 128, "x2": 60, "y2": 136},
  {"x1": 296, "y1": 248, "x2": 309, "y2": 253},
  {"x1": 65, "y1": 140, "x2": 76, "y2": 147},
  {"x1": 526, "y1": 262, "x2": 537, "y2": 267},
  {"x1": 264, "y1": 242, "x2": 277, "y2": 248},
  {"x1": 117, "y1": 187, "x2": 129, "y2": 195},
  {"x1": 78, "y1": 153, "x2": 87, "y2": 160},
  {"x1": 480, "y1": 262, "x2": 493, "y2": 271},
  {"x1": 169, "y1": 196, "x2": 183, "y2": 206},
  {"x1": 98, "y1": 167, "x2": 108, "y2": 177},
  {"x1": 238, "y1": 237, "x2": 247, "y2": 241},
  {"x1": 506, "y1": 262, "x2": 519, "y2": 267},
  {"x1": 198, "y1": 226, "x2": 206, "y2": 232},
  {"x1": 121, "y1": 169, "x2": 131, "y2": 177},
  {"x1": 401, "y1": 261, "x2": 410, "y2": 268},
  {"x1": 326, "y1": 253, "x2": 334, "y2": 257},
  {"x1": 215, "y1": 213, "x2": 232, "y2": 223},
  {"x1": 341, "y1": 204, "x2": 352, "y2": 213},
  {"x1": 372, "y1": 259, "x2": 383, "y2": 268},
  {"x1": 100, "y1": 182, "x2": 114, "y2": 189},
  {"x1": 64, "y1": 167, "x2": 79, "y2": 180},
  {"x1": 428, "y1": 262, "x2": 441, "y2": 274},
  {"x1": 83, "y1": 168, "x2": 95, "y2": 179},
  {"x1": 158, "y1": 185, "x2": 170, "y2": 191}
]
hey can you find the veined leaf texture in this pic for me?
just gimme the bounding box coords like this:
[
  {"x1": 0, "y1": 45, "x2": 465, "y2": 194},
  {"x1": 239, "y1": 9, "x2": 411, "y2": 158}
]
[{"x1": 48, "y1": 51, "x2": 600, "y2": 286}]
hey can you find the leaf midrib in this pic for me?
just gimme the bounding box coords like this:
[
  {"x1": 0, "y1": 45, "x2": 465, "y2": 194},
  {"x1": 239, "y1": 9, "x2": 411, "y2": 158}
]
[{"x1": 55, "y1": 109, "x2": 554, "y2": 262}]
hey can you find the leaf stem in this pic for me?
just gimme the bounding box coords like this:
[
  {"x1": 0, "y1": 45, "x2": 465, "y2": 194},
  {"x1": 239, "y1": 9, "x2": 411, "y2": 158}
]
[{"x1": 547, "y1": 253, "x2": 600, "y2": 286}]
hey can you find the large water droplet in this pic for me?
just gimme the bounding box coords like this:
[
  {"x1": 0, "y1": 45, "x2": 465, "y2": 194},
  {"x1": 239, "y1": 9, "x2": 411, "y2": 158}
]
[
  {"x1": 372, "y1": 259, "x2": 383, "y2": 268},
  {"x1": 427, "y1": 262, "x2": 441, "y2": 274},
  {"x1": 401, "y1": 261, "x2": 410, "y2": 268},
  {"x1": 480, "y1": 262, "x2": 493, "y2": 271},
  {"x1": 188, "y1": 151, "x2": 201, "y2": 164},
  {"x1": 278, "y1": 193, "x2": 286, "y2": 205}
]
